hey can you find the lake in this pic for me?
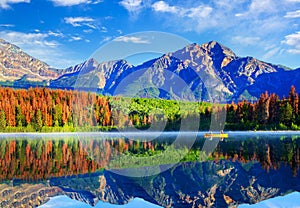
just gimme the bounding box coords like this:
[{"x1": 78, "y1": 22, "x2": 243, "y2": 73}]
[{"x1": 0, "y1": 131, "x2": 300, "y2": 207}]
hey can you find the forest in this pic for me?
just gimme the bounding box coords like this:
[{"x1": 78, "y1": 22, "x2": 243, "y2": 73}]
[{"x1": 0, "y1": 86, "x2": 299, "y2": 132}]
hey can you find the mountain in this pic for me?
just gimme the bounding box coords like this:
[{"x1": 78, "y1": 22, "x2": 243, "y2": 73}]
[
  {"x1": 0, "y1": 38, "x2": 299, "y2": 100},
  {"x1": 44, "y1": 161, "x2": 300, "y2": 207},
  {"x1": 50, "y1": 58, "x2": 134, "y2": 92},
  {"x1": 0, "y1": 181, "x2": 63, "y2": 208},
  {"x1": 0, "y1": 38, "x2": 60, "y2": 86},
  {"x1": 51, "y1": 41, "x2": 300, "y2": 100},
  {"x1": 3, "y1": 161, "x2": 299, "y2": 207}
]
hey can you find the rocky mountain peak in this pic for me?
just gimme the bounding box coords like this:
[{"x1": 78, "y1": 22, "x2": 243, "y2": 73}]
[
  {"x1": 0, "y1": 38, "x2": 59, "y2": 82},
  {"x1": 0, "y1": 38, "x2": 299, "y2": 101},
  {"x1": 201, "y1": 41, "x2": 237, "y2": 60}
]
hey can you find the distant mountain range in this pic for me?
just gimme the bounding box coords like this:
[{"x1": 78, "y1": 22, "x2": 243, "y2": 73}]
[{"x1": 1, "y1": 38, "x2": 299, "y2": 101}]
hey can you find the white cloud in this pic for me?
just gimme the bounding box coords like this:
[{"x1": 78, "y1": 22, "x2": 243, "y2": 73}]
[
  {"x1": 152, "y1": 1, "x2": 213, "y2": 18},
  {"x1": 283, "y1": 31, "x2": 300, "y2": 46},
  {"x1": 101, "y1": 26, "x2": 108, "y2": 33},
  {"x1": 114, "y1": 36, "x2": 150, "y2": 44},
  {"x1": 151, "y1": 1, "x2": 215, "y2": 32},
  {"x1": 285, "y1": 0, "x2": 300, "y2": 2},
  {"x1": 119, "y1": 0, "x2": 143, "y2": 17},
  {"x1": 235, "y1": 0, "x2": 280, "y2": 19},
  {"x1": 0, "y1": 31, "x2": 78, "y2": 68},
  {"x1": 282, "y1": 31, "x2": 300, "y2": 54},
  {"x1": 152, "y1": 1, "x2": 177, "y2": 13},
  {"x1": 0, "y1": 0, "x2": 30, "y2": 9},
  {"x1": 232, "y1": 36, "x2": 261, "y2": 46},
  {"x1": 48, "y1": 31, "x2": 64, "y2": 38},
  {"x1": 263, "y1": 47, "x2": 281, "y2": 60},
  {"x1": 49, "y1": 0, "x2": 102, "y2": 7},
  {"x1": 69, "y1": 36, "x2": 82, "y2": 41},
  {"x1": 99, "y1": 36, "x2": 112, "y2": 45},
  {"x1": 0, "y1": 31, "x2": 50, "y2": 46},
  {"x1": 235, "y1": 13, "x2": 244, "y2": 17},
  {"x1": 0, "y1": 24, "x2": 14, "y2": 27},
  {"x1": 285, "y1": 10, "x2": 300, "y2": 18},
  {"x1": 64, "y1": 17, "x2": 97, "y2": 29},
  {"x1": 249, "y1": 0, "x2": 276, "y2": 14},
  {"x1": 83, "y1": 29, "x2": 93, "y2": 33},
  {"x1": 187, "y1": 6, "x2": 213, "y2": 19},
  {"x1": 0, "y1": 31, "x2": 61, "y2": 49},
  {"x1": 287, "y1": 48, "x2": 300, "y2": 54}
]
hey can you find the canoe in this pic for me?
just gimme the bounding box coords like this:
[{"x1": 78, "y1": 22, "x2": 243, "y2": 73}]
[{"x1": 204, "y1": 133, "x2": 228, "y2": 138}]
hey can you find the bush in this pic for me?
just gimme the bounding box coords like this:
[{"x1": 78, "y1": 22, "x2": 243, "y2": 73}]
[
  {"x1": 291, "y1": 123, "x2": 300, "y2": 130},
  {"x1": 279, "y1": 123, "x2": 288, "y2": 130}
]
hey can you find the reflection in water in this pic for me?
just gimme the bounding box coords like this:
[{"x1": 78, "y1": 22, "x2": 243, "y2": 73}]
[{"x1": 0, "y1": 133, "x2": 300, "y2": 207}]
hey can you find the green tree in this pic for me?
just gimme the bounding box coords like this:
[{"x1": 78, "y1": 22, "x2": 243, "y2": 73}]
[
  {"x1": 0, "y1": 110, "x2": 6, "y2": 131},
  {"x1": 15, "y1": 105, "x2": 25, "y2": 127},
  {"x1": 280, "y1": 102, "x2": 293, "y2": 127},
  {"x1": 35, "y1": 109, "x2": 43, "y2": 131},
  {"x1": 53, "y1": 104, "x2": 62, "y2": 126}
]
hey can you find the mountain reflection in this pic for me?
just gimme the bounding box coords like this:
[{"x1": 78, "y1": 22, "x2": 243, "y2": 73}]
[{"x1": 0, "y1": 134, "x2": 300, "y2": 207}]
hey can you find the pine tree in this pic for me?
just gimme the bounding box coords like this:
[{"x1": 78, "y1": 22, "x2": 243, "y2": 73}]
[
  {"x1": 280, "y1": 101, "x2": 293, "y2": 127},
  {"x1": 0, "y1": 110, "x2": 6, "y2": 131},
  {"x1": 35, "y1": 109, "x2": 43, "y2": 131}
]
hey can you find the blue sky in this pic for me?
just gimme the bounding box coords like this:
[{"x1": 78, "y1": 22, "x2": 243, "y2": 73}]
[
  {"x1": 39, "y1": 196, "x2": 162, "y2": 208},
  {"x1": 0, "y1": 0, "x2": 299, "y2": 69},
  {"x1": 39, "y1": 192, "x2": 300, "y2": 208}
]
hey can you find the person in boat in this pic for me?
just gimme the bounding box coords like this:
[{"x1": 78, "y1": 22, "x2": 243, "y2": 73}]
[{"x1": 220, "y1": 130, "x2": 224, "y2": 141}]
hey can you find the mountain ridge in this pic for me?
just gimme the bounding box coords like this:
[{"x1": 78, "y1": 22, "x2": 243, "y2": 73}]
[
  {"x1": 0, "y1": 38, "x2": 61, "y2": 83},
  {"x1": 0, "y1": 38, "x2": 299, "y2": 101}
]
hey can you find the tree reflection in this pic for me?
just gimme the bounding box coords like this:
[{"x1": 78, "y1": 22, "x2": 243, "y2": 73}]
[{"x1": 0, "y1": 135, "x2": 300, "y2": 181}]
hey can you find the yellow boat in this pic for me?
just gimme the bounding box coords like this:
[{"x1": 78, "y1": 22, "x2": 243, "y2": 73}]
[{"x1": 204, "y1": 133, "x2": 228, "y2": 138}]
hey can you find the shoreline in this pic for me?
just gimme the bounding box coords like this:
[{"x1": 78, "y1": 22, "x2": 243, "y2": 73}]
[{"x1": 1, "y1": 130, "x2": 300, "y2": 137}]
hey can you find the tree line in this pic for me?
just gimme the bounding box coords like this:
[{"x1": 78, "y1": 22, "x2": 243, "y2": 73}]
[
  {"x1": 227, "y1": 86, "x2": 300, "y2": 130},
  {"x1": 0, "y1": 86, "x2": 299, "y2": 132}
]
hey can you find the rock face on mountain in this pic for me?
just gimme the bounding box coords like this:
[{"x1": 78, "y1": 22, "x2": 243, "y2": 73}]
[
  {"x1": 2, "y1": 160, "x2": 299, "y2": 207},
  {"x1": 0, "y1": 39, "x2": 60, "y2": 83},
  {"x1": 49, "y1": 41, "x2": 300, "y2": 101},
  {"x1": 50, "y1": 58, "x2": 134, "y2": 92},
  {"x1": 97, "y1": 161, "x2": 300, "y2": 207},
  {"x1": 46, "y1": 160, "x2": 300, "y2": 208},
  {"x1": 0, "y1": 182, "x2": 63, "y2": 208},
  {"x1": 0, "y1": 38, "x2": 299, "y2": 100}
]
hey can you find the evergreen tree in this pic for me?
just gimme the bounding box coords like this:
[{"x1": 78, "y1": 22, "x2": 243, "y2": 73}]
[
  {"x1": 280, "y1": 101, "x2": 293, "y2": 127},
  {"x1": 0, "y1": 110, "x2": 6, "y2": 131},
  {"x1": 35, "y1": 109, "x2": 43, "y2": 131}
]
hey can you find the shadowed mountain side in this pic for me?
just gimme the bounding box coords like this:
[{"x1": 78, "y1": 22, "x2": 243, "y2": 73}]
[
  {"x1": 49, "y1": 41, "x2": 300, "y2": 101},
  {"x1": 47, "y1": 161, "x2": 300, "y2": 207},
  {"x1": 1, "y1": 38, "x2": 299, "y2": 101}
]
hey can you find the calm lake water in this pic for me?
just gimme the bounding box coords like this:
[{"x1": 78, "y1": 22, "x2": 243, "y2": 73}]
[{"x1": 1, "y1": 132, "x2": 300, "y2": 208}]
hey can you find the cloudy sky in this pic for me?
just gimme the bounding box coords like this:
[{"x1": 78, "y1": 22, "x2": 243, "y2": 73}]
[{"x1": 0, "y1": 0, "x2": 299, "y2": 69}]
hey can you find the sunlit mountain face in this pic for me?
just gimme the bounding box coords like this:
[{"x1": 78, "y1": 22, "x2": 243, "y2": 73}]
[{"x1": 1, "y1": 39, "x2": 300, "y2": 101}]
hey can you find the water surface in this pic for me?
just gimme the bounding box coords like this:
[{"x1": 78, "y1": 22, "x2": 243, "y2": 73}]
[{"x1": 0, "y1": 132, "x2": 300, "y2": 207}]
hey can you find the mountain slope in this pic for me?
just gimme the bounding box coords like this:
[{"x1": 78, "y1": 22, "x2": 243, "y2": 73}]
[
  {"x1": 0, "y1": 38, "x2": 60, "y2": 83},
  {"x1": 52, "y1": 40, "x2": 299, "y2": 100},
  {"x1": 50, "y1": 58, "x2": 134, "y2": 92},
  {"x1": 0, "y1": 38, "x2": 299, "y2": 100},
  {"x1": 46, "y1": 161, "x2": 300, "y2": 207}
]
